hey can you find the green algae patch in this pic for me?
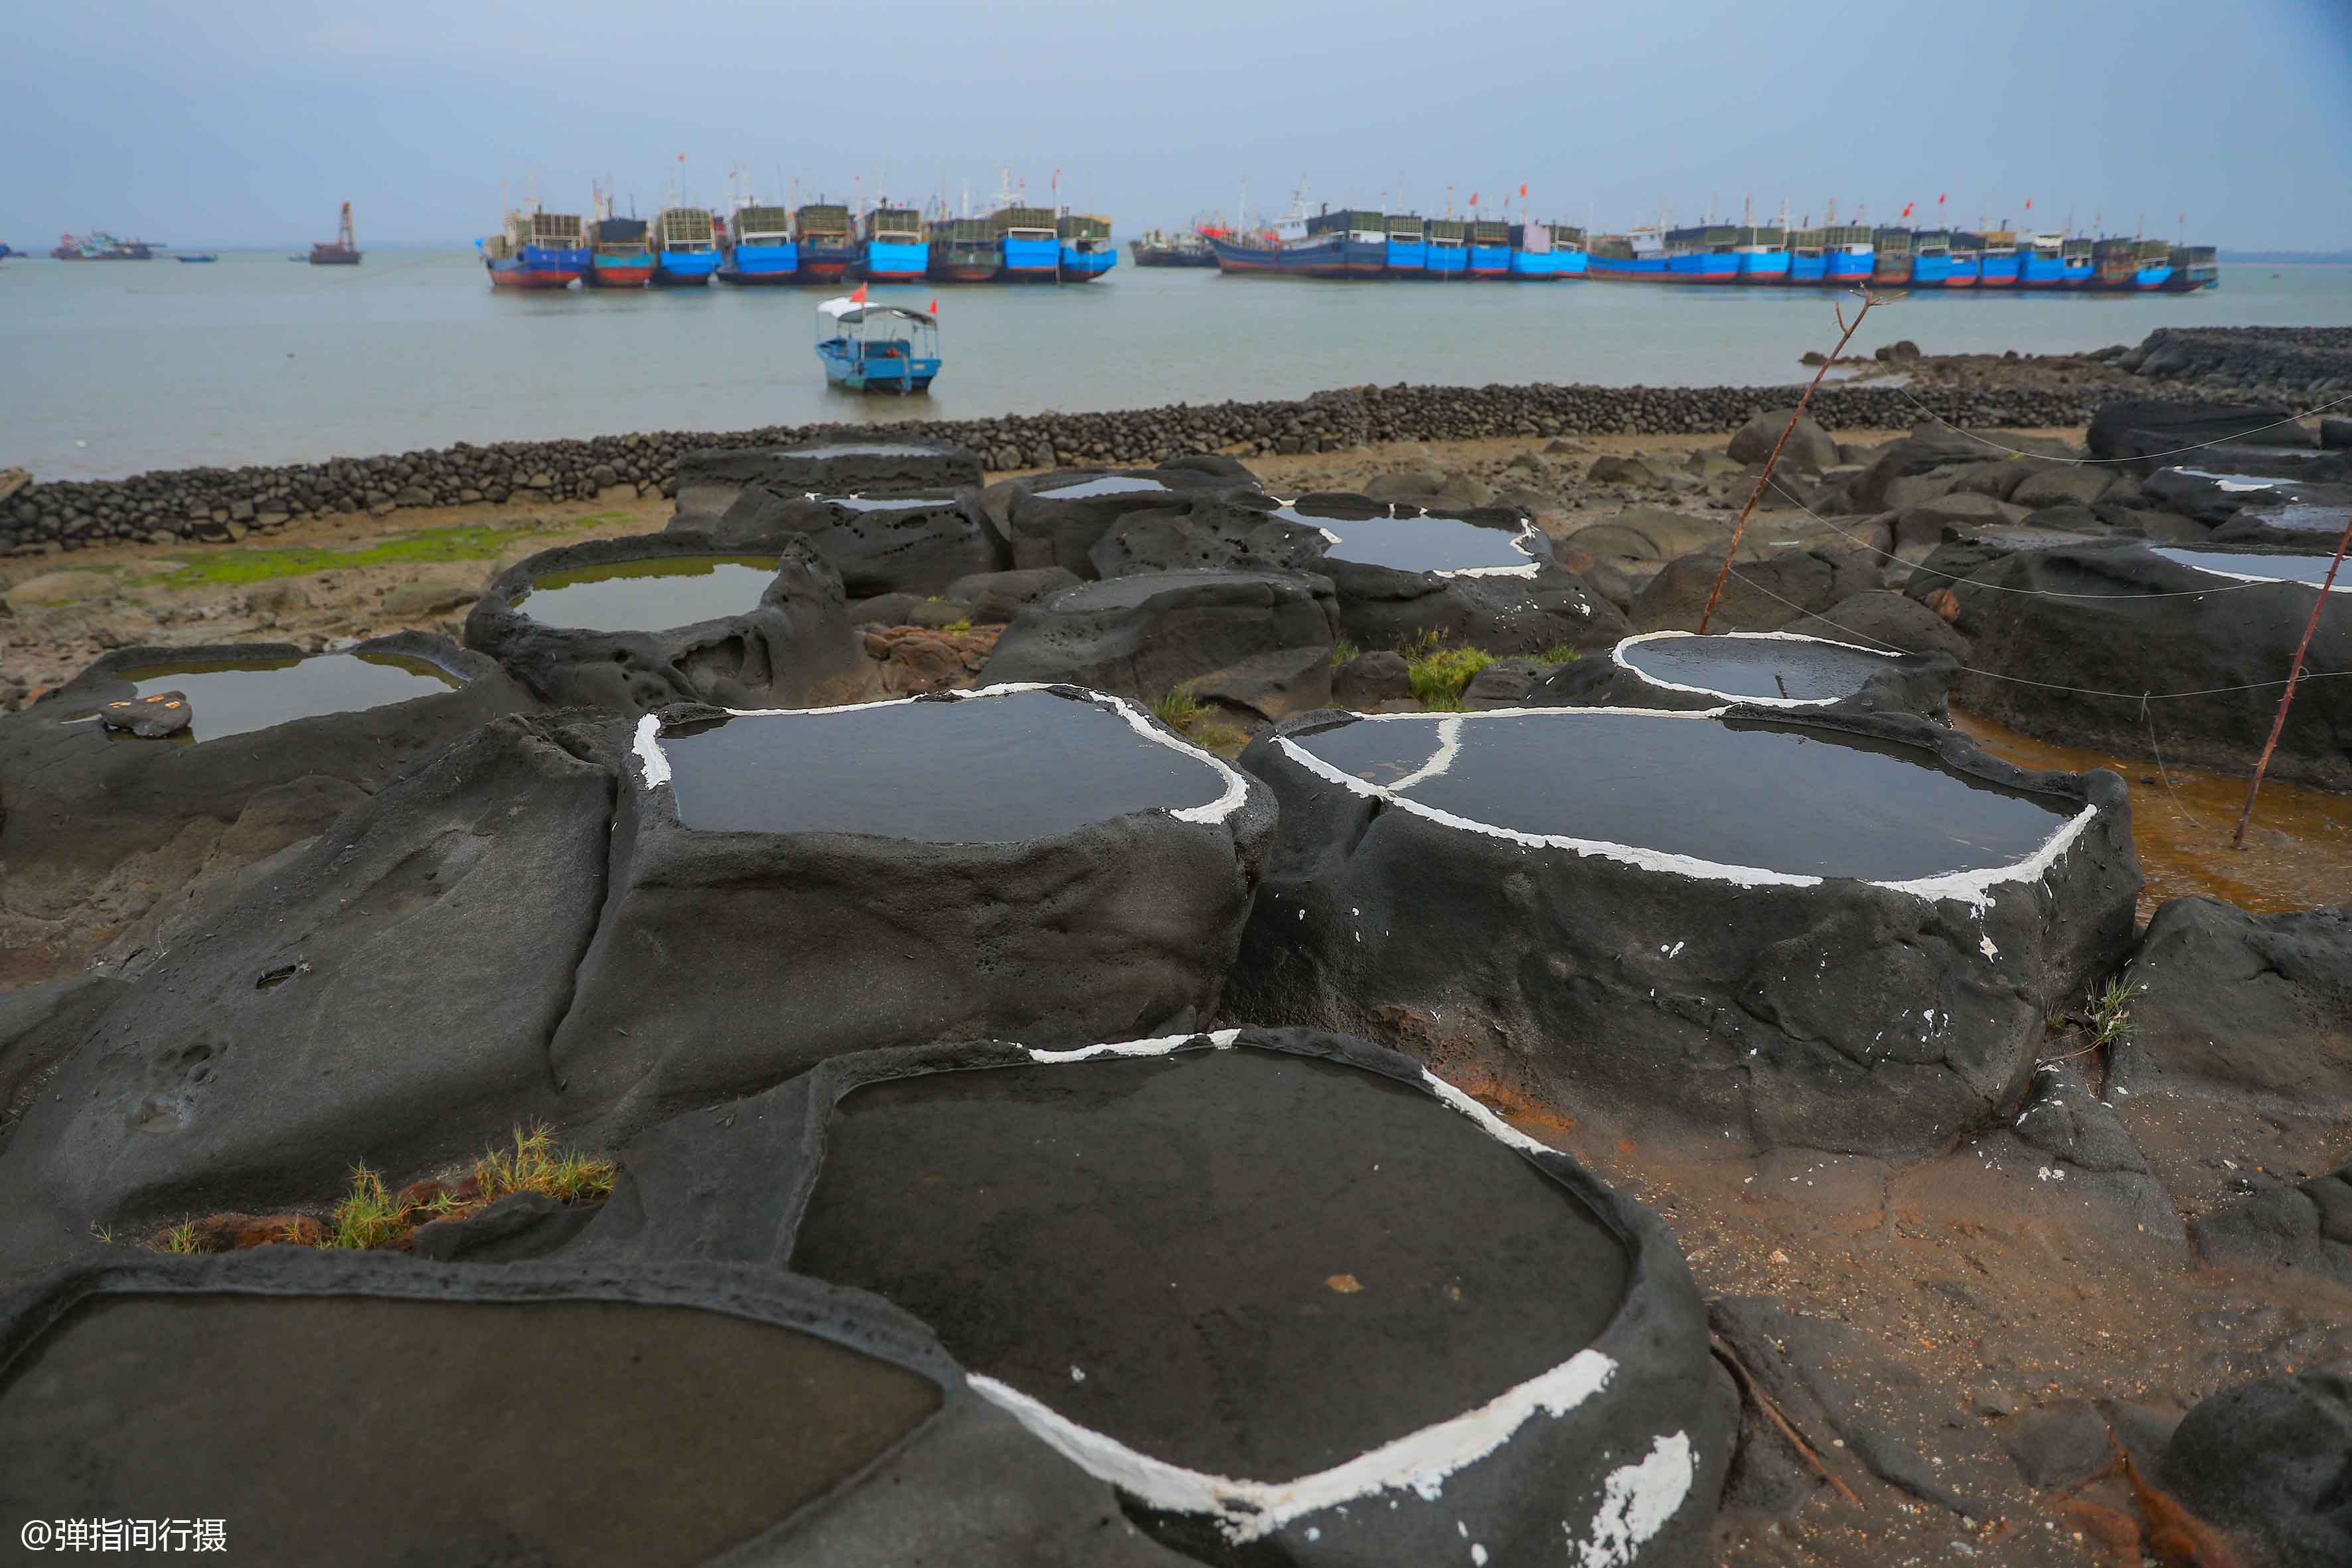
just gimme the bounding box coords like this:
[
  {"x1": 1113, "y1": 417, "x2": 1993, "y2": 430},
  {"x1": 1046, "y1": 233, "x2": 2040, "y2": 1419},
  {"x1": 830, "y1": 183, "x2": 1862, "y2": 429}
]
[{"x1": 142, "y1": 513, "x2": 634, "y2": 591}]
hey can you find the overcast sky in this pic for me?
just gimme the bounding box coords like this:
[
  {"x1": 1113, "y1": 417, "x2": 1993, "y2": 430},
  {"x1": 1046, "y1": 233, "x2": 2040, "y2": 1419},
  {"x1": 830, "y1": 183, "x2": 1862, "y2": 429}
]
[{"x1": 8, "y1": 0, "x2": 2348, "y2": 250}]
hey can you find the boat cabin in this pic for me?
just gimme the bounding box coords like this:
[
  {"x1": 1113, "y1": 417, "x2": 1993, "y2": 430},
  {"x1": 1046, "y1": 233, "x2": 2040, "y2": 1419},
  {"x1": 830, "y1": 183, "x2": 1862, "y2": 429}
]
[{"x1": 815, "y1": 297, "x2": 941, "y2": 394}]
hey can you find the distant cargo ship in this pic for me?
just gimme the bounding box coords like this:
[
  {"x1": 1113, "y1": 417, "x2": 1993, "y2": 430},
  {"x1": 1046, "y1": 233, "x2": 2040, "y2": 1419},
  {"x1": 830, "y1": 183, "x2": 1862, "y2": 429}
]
[
  {"x1": 52, "y1": 232, "x2": 154, "y2": 260},
  {"x1": 927, "y1": 217, "x2": 1000, "y2": 283},
  {"x1": 1208, "y1": 200, "x2": 1384, "y2": 278},
  {"x1": 1822, "y1": 224, "x2": 1874, "y2": 284},
  {"x1": 311, "y1": 202, "x2": 362, "y2": 266},
  {"x1": 650, "y1": 208, "x2": 719, "y2": 286},
  {"x1": 1785, "y1": 228, "x2": 1826, "y2": 284},
  {"x1": 2060, "y1": 237, "x2": 2095, "y2": 287},
  {"x1": 2017, "y1": 231, "x2": 2067, "y2": 288},
  {"x1": 858, "y1": 206, "x2": 929, "y2": 282},
  {"x1": 1944, "y1": 232, "x2": 1984, "y2": 287},
  {"x1": 993, "y1": 204, "x2": 1062, "y2": 281},
  {"x1": 1977, "y1": 228, "x2": 2021, "y2": 287},
  {"x1": 795, "y1": 204, "x2": 856, "y2": 283},
  {"x1": 1869, "y1": 228, "x2": 1911, "y2": 287},
  {"x1": 1130, "y1": 227, "x2": 1215, "y2": 267},
  {"x1": 2091, "y1": 237, "x2": 2172, "y2": 290},
  {"x1": 718, "y1": 202, "x2": 797, "y2": 285},
  {"x1": 1910, "y1": 230, "x2": 1954, "y2": 286},
  {"x1": 1058, "y1": 212, "x2": 1117, "y2": 280},
  {"x1": 481, "y1": 210, "x2": 588, "y2": 289},
  {"x1": 585, "y1": 214, "x2": 653, "y2": 289},
  {"x1": 1590, "y1": 226, "x2": 1739, "y2": 283}
]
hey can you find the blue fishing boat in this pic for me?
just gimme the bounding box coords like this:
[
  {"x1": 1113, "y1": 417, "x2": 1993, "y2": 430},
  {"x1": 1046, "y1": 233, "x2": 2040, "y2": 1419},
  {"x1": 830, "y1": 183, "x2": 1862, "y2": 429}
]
[
  {"x1": 1057, "y1": 212, "x2": 1117, "y2": 280},
  {"x1": 1869, "y1": 228, "x2": 1911, "y2": 288},
  {"x1": 2017, "y1": 231, "x2": 2068, "y2": 288},
  {"x1": 1591, "y1": 226, "x2": 1738, "y2": 283},
  {"x1": 1550, "y1": 224, "x2": 1589, "y2": 279},
  {"x1": 481, "y1": 209, "x2": 589, "y2": 289},
  {"x1": 650, "y1": 207, "x2": 720, "y2": 285},
  {"x1": 1976, "y1": 228, "x2": 2021, "y2": 288},
  {"x1": 993, "y1": 204, "x2": 1061, "y2": 281},
  {"x1": 1423, "y1": 218, "x2": 1469, "y2": 278},
  {"x1": 2163, "y1": 245, "x2": 2218, "y2": 291},
  {"x1": 1466, "y1": 220, "x2": 1512, "y2": 279},
  {"x1": 718, "y1": 202, "x2": 797, "y2": 285},
  {"x1": 2061, "y1": 237, "x2": 2094, "y2": 287},
  {"x1": 796, "y1": 204, "x2": 856, "y2": 283},
  {"x1": 1943, "y1": 232, "x2": 1984, "y2": 288},
  {"x1": 926, "y1": 216, "x2": 1000, "y2": 282},
  {"x1": 1784, "y1": 228, "x2": 1827, "y2": 284},
  {"x1": 1384, "y1": 214, "x2": 1427, "y2": 274},
  {"x1": 1823, "y1": 224, "x2": 1875, "y2": 284},
  {"x1": 858, "y1": 206, "x2": 928, "y2": 282},
  {"x1": 1736, "y1": 224, "x2": 1790, "y2": 283},
  {"x1": 1208, "y1": 199, "x2": 1385, "y2": 278},
  {"x1": 815, "y1": 295, "x2": 939, "y2": 394},
  {"x1": 175, "y1": 253, "x2": 219, "y2": 264},
  {"x1": 1506, "y1": 222, "x2": 1556, "y2": 279},
  {"x1": 1909, "y1": 230, "x2": 1954, "y2": 286}
]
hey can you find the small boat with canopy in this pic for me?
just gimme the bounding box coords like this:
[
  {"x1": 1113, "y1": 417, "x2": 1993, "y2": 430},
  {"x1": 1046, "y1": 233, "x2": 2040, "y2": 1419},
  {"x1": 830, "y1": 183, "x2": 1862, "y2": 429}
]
[{"x1": 815, "y1": 293, "x2": 941, "y2": 394}]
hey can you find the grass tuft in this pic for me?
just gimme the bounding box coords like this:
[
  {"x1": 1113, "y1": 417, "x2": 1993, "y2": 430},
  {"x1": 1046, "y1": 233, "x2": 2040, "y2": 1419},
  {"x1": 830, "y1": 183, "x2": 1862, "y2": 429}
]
[
  {"x1": 1329, "y1": 635, "x2": 1360, "y2": 667},
  {"x1": 325, "y1": 1162, "x2": 410, "y2": 1251},
  {"x1": 2085, "y1": 977, "x2": 2136, "y2": 1051},
  {"x1": 161, "y1": 1220, "x2": 203, "y2": 1255},
  {"x1": 143, "y1": 515, "x2": 611, "y2": 590},
  {"x1": 1405, "y1": 635, "x2": 1496, "y2": 711},
  {"x1": 471, "y1": 1123, "x2": 618, "y2": 1207},
  {"x1": 1537, "y1": 643, "x2": 1581, "y2": 665},
  {"x1": 1148, "y1": 689, "x2": 1204, "y2": 730}
]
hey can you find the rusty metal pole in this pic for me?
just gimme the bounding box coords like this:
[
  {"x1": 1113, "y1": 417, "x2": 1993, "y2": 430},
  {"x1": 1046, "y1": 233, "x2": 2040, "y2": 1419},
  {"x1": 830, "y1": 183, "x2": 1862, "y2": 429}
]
[
  {"x1": 1697, "y1": 293, "x2": 1882, "y2": 635},
  {"x1": 2231, "y1": 507, "x2": 2352, "y2": 848}
]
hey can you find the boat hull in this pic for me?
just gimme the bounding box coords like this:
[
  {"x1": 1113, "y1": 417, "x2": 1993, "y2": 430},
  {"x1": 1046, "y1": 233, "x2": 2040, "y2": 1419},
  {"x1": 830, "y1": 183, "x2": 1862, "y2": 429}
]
[
  {"x1": 1468, "y1": 242, "x2": 1511, "y2": 277},
  {"x1": 651, "y1": 250, "x2": 718, "y2": 286},
  {"x1": 1059, "y1": 245, "x2": 1116, "y2": 280},
  {"x1": 2062, "y1": 262, "x2": 2094, "y2": 287},
  {"x1": 586, "y1": 255, "x2": 653, "y2": 287},
  {"x1": 1425, "y1": 244, "x2": 1467, "y2": 278},
  {"x1": 719, "y1": 242, "x2": 799, "y2": 285},
  {"x1": 860, "y1": 240, "x2": 929, "y2": 282},
  {"x1": 1910, "y1": 255, "x2": 1954, "y2": 286},
  {"x1": 1826, "y1": 252, "x2": 1875, "y2": 283},
  {"x1": 817, "y1": 341, "x2": 939, "y2": 394},
  {"x1": 929, "y1": 253, "x2": 1002, "y2": 283},
  {"x1": 1507, "y1": 249, "x2": 1556, "y2": 279},
  {"x1": 1591, "y1": 254, "x2": 1741, "y2": 283},
  {"x1": 1739, "y1": 251, "x2": 1791, "y2": 283},
  {"x1": 1978, "y1": 254, "x2": 2021, "y2": 288},
  {"x1": 1942, "y1": 258, "x2": 1982, "y2": 287},
  {"x1": 799, "y1": 240, "x2": 856, "y2": 282},
  {"x1": 1385, "y1": 239, "x2": 1427, "y2": 274},
  {"x1": 1554, "y1": 251, "x2": 1588, "y2": 280},
  {"x1": 1786, "y1": 255, "x2": 1828, "y2": 284},
  {"x1": 998, "y1": 235, "x2": 1061, "y2": 281},
  {"x1": 487, "y1": 245, "x2": 588, "y2": 289},
  {"x1": 2017, "y1": 254, "x2": 2068, "y2": 288},
  {"x1": 1208, "y1": 233, "x2": 1385, "y2": 277}
]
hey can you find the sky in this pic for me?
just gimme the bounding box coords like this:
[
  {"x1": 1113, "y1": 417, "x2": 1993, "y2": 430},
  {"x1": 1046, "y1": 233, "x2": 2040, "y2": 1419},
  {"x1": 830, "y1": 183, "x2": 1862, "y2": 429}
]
[{"x1": 6, "y1": 0, "x2": 2349, "y2": 251}]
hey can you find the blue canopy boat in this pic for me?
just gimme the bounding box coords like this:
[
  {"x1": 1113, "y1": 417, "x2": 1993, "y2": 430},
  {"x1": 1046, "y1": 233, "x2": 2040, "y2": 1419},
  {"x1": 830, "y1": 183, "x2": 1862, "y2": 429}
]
[
  {"x1": 175, "y1": 254, "x2": 219, "y2": 263},
  {"x1": 815, "y1": 295, "x2": 940, "y2": 394}
]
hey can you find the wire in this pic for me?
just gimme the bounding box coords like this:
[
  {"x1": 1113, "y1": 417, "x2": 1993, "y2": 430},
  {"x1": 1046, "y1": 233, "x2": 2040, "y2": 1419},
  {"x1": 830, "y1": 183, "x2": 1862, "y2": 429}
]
[{"x1": 1878, "y1": 384, "x2": 2352, "y2": 466}]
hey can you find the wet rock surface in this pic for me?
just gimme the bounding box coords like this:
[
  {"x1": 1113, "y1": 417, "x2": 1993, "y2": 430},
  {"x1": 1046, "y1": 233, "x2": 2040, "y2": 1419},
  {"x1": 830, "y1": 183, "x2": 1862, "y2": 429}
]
[
  {"x1": 0, "y1": 633, "x2": 528, "y2": 979},
  {"x1": 2156, "y1": 1371, "x2": 2352, "y2": 1568},
  {"x1": 669, "y1": 435, "x2": 983, "y2": 528},
  {"x1": 683, "y1": 485, "x2": 1000, "y2": 597},
  {"x1": 997, "y1": 467, "x2": 1258, "y2": 576},
  {"x1": 1927, "y1": 538, "x2": 2352, "y2": 791},
  {"x1": 1226, "y1": 706, "x2": 2139, "y2": 1158},
  {"x1": 465, "y1": 533, "x2": 870, "y2": 713},
  {"x1": 980, "y1": 569, "x2": 1341, "y2": 718}
]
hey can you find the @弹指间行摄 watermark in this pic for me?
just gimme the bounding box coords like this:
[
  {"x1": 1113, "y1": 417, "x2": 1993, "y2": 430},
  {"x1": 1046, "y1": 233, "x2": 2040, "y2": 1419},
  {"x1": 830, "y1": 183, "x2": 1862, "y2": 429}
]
[{"x1": 17, "y1": 1520, "x2": 227, "y2": 1553}]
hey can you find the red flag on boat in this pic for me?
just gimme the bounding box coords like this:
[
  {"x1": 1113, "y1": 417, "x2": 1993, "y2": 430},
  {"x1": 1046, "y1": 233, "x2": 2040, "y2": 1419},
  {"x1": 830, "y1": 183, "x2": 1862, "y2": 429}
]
[
  {"x1": 2025, "y1": 197, "x2": 2034, "y2": 210},
  {"x1": 1518, "y1": 183, "x2": 1527, "y2": 198},
  {"x1": 927, "y1": 298, "x2": 937, "y2": 314},
  {"x1": 1901, "y1": 202, "x2": 1915, "y2": 218},
  {"x1": 1468, "y1": 192, "x2": 1478, "y2": 206},
  {"x1": 1936, "y1": 193, "x2": 1946, "y2": 205},
  {"x1": 849, "y1": 283, "x2": 868, "y2": 303}
]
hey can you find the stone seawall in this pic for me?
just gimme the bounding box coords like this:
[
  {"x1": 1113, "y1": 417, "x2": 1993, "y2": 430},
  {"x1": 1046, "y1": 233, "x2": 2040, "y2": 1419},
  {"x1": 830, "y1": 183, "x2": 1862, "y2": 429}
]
[{"x1": 7, "y1": 379, "x2": 2151, "y2": 556}]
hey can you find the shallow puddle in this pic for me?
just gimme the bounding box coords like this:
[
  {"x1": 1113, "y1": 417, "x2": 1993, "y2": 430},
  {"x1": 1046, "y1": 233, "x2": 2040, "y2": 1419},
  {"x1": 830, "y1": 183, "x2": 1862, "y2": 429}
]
[
  {"x1": 809, "y1": 493, "x2": 958, "y2": 511},
  {"x1": 1271, "y1": 501, "x2": 1534, "y2": 574},
  {"x1": 2152, "y1": 546, "x2": 2350, "y2": 591},
  {"x1": 791, "y1": 1046, "x2": 1623, "y2": 1477},
  {"x1": 1032, "y1": 475, "x2": 1173, "y2": 500},
  {"x1": 1290, "y1": 710, "x2": 2078, "y2": 882},
  {"x1": 659, "y1": 689, "x2": 1231, "y2": 841},
  {"x1": 0, "y1": 1293, "x2": 937, "y2": 1567},
  {"x1": 1618, "y1": 633, "x2": 1899, "y2": 703},
  {"x1": 1952, "y1": 708, "x2": 2352, "y2": 919},
  {"x1": 791, "y1": 441, "x2": 949, "y2": 459},
  {"x1": 2236, "y1": 501, "x2": 2351, "y2": 536},
  {"x1": 514, "y1": 555, "x2": 779, "y2": 631},
  {"x1": 96, "y1": 653, "x2": 464, "y2": 742}
]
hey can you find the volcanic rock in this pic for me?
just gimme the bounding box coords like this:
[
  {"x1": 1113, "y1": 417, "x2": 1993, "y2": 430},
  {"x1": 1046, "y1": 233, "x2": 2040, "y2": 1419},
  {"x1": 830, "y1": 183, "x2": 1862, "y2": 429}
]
[
  {"x1": 99, "y1": 690, "x2": 193, "y2": 738},
  {"x1": 1087, "y1": 497, "x2": 1327, "y2": 580},
  {"x1": 684, "y1": 486, "x2": 1000, "y2": 597},
  {"x1": 1727, "y1": 409, "x2": 1840, "y2": 473},
  {"x1": 1331, "y1": 649, "x2": 1411, "y2": 706},
  {"x1": 2007, "y1": 465, "x2": 2117, "y2": 510},
  {"x1": 945, "y1": 566, "x2": 1082, "y2": 623},
  {"x1": 2085, "y1": 400, "x2": 2305, "y2": 473},
  {"x1": 670, "y1": 436, "x2": 982, "y2": 527},
  {"x1": 1810, "y1": 589, "x2": 1973, "y2": 661},
  {"x1": 996, "y1": 468, "x2": 1257, "y2": 577},
  {"x1": 1224, "y1": 706, "x2": 2138, "y2": 1158},
  {"x1": 2157, "y1": 1371, "x2": 2352, "y2": 1568},
  {"x1": 465, "y1": 533, "x2": 870, "y2": 713},
  {"x1": 1627, "y1": 548, "x2": 1875, "y2": 634},
  {"x1": 980, "y1": 570, "x2": 1340, "y2": 717},
  {"x1": 1929, "y1": 539, "x2": 2352, "y2": 790}
]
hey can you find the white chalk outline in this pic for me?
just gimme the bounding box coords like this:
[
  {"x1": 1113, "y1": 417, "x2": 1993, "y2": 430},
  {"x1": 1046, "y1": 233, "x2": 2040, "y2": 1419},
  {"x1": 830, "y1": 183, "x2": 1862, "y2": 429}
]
[
  {"x1": 633, "y1": 684, "x2": 1251, "y2": 825},
  {"x1": 1276, "y1": 706, "x2": 2102, "y2": 908},
  {"x1": 2148, "y1": 546, "x2": 2352, "y2": 594},
  {"x1": 979, "y1": 1030, "x2": 1681, "y2": 1545},
  {"x1": 1610, "y1": 629, "x2": 1900, "y2": 710}
]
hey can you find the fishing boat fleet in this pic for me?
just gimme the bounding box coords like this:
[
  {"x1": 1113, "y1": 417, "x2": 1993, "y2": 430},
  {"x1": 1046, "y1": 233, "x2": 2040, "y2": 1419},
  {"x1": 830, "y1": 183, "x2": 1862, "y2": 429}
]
[
  {"x1": 476, "y1": 189, "x2": 1117, "y2": 291},
  {"x1": 1200, "y1": 191, "x2": 2220, "y2": 292}
]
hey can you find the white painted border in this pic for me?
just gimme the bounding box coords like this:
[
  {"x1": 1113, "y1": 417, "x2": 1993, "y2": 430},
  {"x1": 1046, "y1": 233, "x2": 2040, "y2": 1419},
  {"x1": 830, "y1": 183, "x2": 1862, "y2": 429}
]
[
  {"x1": 978, "y1": 1029, "x2": 1670, "y2": 1545},
  {"x1": 1277, "y1": 706, "x2": 2101, "y2": 909},
  {"x1": 2173, "y1": 467, "x2": 2296, "y2": 494},
  {"x1": 1610, "y1": 629, "x2": 1900, "y2": 710},
  {"x1": 633, "y1": 683, "x2": 1252, "y2": 826},
  {"x1": 2148, "y1": 547, "x2": 2351, "y2": 594}
]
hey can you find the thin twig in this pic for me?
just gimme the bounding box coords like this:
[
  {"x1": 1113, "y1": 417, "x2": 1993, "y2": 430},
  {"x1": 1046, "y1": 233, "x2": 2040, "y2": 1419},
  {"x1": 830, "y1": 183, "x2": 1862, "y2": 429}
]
[
  {"x1": 1709, "y1": 1332, "x2": 1865, "y2": 1510},
  {"x1": 1697, "y1": 288, "x2": 1887, "y2": 635},
  {"x1": 2231, "y1": 504, "x2": 2352, "y2": 848}
]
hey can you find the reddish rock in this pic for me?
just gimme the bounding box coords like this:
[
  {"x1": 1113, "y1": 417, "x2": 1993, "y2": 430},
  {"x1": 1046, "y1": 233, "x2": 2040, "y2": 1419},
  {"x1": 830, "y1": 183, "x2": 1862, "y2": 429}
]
[
  {"x1": 862, "y1": 625, "x2": 1001, "y2": 695},
  {"x1": 181, "y1": 1212, "x2": 329, "y2": 1251}
]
